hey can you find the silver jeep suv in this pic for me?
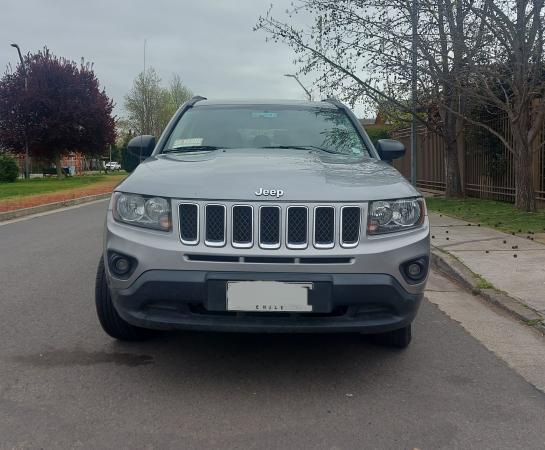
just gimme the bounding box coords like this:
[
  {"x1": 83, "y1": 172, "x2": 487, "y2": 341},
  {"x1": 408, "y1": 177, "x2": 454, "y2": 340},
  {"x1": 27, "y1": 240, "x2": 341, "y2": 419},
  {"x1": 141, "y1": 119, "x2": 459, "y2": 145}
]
[{"x1": 96, "y1": 98, "x2": 429, "y2": 348}]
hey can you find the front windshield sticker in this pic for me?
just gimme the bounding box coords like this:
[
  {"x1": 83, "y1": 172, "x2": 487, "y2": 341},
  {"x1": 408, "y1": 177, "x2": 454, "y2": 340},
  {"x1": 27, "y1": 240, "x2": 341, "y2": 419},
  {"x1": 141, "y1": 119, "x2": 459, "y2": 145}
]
[
  {"x1": 251, "y1": 112, "x2": 278, "y2": 119},
  {"x1": 173, "y1": 138, "x2": 204, "y2": 148}
]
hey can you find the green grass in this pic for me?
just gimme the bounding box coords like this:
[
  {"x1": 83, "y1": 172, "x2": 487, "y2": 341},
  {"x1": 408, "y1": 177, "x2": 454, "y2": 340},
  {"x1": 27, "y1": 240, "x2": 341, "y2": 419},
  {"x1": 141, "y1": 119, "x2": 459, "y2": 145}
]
[
  {"x1": 426, "y1": 197, "x2": 545, "y2": 234},
  {"x1": 476, "y1": 277, "x2": 495, "y2": 290},
  {"x1": 0, "y1": 173, "x2": 126, "y2": 201},
  {"x1": 524, "y1": 318, "x2": 544, "y2": 326}
]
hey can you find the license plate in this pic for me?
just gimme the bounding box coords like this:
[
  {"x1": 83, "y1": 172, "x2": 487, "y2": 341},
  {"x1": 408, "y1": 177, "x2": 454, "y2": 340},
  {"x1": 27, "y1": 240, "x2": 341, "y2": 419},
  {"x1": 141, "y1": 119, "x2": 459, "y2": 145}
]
[{"x1": 226, "y1": 281, "x2": 313, "y2": 312}]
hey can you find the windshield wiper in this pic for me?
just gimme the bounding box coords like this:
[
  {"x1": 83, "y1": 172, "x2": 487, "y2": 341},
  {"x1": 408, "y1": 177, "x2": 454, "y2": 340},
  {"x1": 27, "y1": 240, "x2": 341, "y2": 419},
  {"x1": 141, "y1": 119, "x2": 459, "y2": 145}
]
[
  {"x1": 259, "y1": 145, "x2": 338, "y2": 154},
  {"x1": 163, "y1": 145, "x2": 227, "y2": 153}
]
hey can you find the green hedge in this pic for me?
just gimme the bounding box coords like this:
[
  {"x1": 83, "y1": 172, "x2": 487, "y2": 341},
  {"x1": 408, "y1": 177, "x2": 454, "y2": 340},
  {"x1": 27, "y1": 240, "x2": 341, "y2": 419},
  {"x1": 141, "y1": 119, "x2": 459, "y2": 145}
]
[
  {"x1": 365, "y1": 126, "x2": 392, "y2": 146},
  {"x1": 0, "y1": 155, "x2": 19, "y2": 182}
]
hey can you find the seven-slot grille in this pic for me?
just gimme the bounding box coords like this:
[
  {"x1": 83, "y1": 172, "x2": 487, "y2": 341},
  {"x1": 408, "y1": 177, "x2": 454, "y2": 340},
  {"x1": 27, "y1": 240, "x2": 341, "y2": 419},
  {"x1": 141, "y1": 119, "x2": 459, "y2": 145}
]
[{"x1": 178, "y1": 203, "x2": 362, "y2": 249}]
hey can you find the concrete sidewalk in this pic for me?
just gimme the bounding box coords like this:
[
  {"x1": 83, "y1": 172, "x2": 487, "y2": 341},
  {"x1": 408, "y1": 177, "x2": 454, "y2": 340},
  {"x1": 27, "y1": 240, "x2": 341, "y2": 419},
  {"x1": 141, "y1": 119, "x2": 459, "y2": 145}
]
[{"x1": 429, "y1": 212, "x2": 545, "y2": 329}]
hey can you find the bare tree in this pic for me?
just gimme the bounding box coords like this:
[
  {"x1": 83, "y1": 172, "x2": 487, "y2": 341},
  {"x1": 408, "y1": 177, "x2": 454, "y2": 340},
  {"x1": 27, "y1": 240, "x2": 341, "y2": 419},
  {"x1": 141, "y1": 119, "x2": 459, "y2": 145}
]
[
  {"x1": 458, "y1": 0, "x2": 545, "y2": 211},
  {"x1": 256, "y1": 0, "x2": 491, "y2": 198},
  {"x1": 257, "y1": 0, "x2": 545, "y2": 210}
]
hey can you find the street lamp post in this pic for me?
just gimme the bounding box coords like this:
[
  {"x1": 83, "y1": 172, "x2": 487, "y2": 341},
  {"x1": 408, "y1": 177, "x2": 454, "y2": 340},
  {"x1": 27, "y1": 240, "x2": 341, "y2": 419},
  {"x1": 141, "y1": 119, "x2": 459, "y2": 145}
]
[
  {"x1": 284, "y1": 74, "x2": 312, "y2": 101},
  {"x1": 11, "y1": 43, "x2": 30, "y2": 180}
]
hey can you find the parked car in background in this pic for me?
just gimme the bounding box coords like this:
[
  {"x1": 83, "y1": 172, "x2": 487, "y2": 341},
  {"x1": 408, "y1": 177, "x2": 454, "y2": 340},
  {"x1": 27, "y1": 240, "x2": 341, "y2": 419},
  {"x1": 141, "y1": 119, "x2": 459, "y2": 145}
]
[
  {"x1": 95, "y1": 98, "x2": 430, "y2": 349},
  {"x1": 105, "y1": 161, "x2": 122, "y2": 171}
]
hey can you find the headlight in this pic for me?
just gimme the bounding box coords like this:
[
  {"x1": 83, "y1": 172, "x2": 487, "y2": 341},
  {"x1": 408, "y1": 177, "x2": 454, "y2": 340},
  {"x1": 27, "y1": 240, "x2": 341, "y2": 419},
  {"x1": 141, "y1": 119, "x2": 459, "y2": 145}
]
[
  {"x1": 367, "y1": 198, "x2": 425, "y2": 235},
  {"x1": 113, "y1": 193, "x2": 171, "y2": 231}
]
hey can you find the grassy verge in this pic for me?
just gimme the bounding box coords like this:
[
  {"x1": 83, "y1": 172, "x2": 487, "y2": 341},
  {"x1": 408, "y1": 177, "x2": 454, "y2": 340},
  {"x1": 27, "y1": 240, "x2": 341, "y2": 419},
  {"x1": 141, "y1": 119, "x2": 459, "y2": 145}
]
[
  {"x1": 0, "y1": 173, "x2": 126, "y2": 201},
  {"x1": 426, "y1": 197, "x2": 545, "y2": 234}
]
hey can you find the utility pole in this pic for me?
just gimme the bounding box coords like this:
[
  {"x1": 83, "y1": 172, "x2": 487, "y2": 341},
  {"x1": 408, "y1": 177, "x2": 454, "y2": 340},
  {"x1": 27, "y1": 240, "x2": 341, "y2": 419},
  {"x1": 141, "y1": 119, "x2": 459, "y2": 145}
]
[
  {"x1": 410, "y1": 0, "x2": 419, "y2": 187},
  {"x1": 144, "y1": 39, "x2": 147, "y2": 74},
  {"x1": 143, "y1": 39, "x2": 148, "y2": 136},
  {"x1": 11, "y1": 43, "x2": 30, "y2": 180},
  {"x1": 284, "y1": 74, "x2": 312, "y2": 101}
]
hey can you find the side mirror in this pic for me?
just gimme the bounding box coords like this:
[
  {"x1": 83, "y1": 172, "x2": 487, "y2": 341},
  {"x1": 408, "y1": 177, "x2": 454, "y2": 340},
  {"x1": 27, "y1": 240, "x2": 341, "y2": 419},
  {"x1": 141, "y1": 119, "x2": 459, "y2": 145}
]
[
  {"x1": 376, "y1": 139, "x2": 406, "y2": 161},
  {"x1": 127, "y1": 135, "x2": 156, "y2": 161}
]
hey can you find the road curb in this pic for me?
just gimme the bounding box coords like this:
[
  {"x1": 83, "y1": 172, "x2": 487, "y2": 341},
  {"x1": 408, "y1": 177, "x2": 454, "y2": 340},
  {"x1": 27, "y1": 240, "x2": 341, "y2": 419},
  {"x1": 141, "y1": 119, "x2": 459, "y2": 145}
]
[
  {"x1": 0, "y1": 193, "x2": 111, "y2": 222},
  {"x1": 431, "y1": 247, "x2": 545, "y2": 335}
]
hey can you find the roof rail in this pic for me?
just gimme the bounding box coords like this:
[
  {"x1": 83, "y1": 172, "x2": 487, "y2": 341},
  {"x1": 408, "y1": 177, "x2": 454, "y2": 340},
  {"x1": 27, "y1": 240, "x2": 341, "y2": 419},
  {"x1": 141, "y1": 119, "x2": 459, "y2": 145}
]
[{"x1": 187, "y1": 95, "x2": 207, "y2": 106}]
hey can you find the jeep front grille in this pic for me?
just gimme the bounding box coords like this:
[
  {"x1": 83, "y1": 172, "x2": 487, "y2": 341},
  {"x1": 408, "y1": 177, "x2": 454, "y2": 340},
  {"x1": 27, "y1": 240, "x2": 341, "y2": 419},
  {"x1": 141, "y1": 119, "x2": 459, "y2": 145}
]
[{"x1": 178, "y1": 202, "x2": 362, "y2": 250}]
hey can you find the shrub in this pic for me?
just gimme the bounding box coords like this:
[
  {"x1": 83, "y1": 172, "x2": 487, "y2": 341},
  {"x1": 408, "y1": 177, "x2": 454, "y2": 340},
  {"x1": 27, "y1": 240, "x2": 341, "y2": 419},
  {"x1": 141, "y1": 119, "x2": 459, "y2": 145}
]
[
  {"x1": 365, "y1": 126, "x2": 392, "y2": 146},
  {"x1": 0, "y1": 155, "x2": 19, "y2": 182}
]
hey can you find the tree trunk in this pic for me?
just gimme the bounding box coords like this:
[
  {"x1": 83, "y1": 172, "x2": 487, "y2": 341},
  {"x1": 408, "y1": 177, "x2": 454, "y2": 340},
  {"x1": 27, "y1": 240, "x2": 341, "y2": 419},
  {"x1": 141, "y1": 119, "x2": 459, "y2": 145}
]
[
  {"x1": 509, "y1": 104, "x2": 536, "y2": 211},
  {"x1": 24, "y1": 159, "x2": 30, "y2": 180},
  {"x1": 55, "y1": 153, "x2": 64, "y2": 179},
  {"x1": 441, "y1": 99, "x2": 464, "y2": 199},
  {"x1": 445, "y1": 141, "x2": 464, "y2": 198},
  {"x1": 513, "y1": 145, "x2": 536, "y2": 212}
]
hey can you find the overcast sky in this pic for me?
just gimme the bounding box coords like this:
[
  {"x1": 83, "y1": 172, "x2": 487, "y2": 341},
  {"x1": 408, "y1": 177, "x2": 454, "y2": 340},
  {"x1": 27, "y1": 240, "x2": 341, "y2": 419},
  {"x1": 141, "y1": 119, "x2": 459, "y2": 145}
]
[{"x1": 1, "y1": 0, "x2": 358, "y2": 120}]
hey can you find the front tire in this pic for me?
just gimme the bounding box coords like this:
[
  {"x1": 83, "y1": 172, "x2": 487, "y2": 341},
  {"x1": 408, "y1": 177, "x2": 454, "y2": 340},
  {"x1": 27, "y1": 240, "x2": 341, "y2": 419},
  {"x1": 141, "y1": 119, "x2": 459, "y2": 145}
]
[
  {"x1": 95, "y1": 257, "x2": 154, "y2": 341},
  {"x1": 371, "y1": 324, "x2": 412, "y2": 349}
]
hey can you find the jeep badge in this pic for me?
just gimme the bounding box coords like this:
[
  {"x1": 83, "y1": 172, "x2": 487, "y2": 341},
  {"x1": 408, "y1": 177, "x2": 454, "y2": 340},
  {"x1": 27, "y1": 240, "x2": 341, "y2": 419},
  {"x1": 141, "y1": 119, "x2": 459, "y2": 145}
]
[{"x1": 255, "y1": 188, "x2": 284, "y2": 198}]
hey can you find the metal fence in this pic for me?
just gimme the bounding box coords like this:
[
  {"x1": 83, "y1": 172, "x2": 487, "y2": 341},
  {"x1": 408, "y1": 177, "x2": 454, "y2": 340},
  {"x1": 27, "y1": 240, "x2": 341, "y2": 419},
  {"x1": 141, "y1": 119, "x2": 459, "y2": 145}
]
[{"x1": 391, "y1": 121, "x2": 545, "y2": 206}]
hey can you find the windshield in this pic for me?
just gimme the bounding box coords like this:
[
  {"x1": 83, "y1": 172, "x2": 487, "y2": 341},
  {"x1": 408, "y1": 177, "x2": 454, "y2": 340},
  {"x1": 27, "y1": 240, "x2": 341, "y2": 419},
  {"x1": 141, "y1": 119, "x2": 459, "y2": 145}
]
[{"x1": 163, "y1": 105, "x2": 371, "y2": 157}]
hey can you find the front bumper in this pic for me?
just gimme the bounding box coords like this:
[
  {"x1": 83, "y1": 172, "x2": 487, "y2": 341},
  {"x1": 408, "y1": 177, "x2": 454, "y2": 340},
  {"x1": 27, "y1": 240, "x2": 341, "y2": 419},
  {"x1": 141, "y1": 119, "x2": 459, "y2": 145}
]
[
  {"x1": 105, "y1": 199, "x2": 429, "y2": 333},
  {"x1": 109, "y1": 270, "x2": 424, "y2": 333}
]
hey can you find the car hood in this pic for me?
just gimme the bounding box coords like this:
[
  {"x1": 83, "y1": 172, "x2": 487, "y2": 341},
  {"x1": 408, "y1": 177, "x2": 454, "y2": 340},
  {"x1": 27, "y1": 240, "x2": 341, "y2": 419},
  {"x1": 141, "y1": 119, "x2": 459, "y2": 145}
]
[{"x1": 117, "y1": 148, "x2": 420, "y2": 202}]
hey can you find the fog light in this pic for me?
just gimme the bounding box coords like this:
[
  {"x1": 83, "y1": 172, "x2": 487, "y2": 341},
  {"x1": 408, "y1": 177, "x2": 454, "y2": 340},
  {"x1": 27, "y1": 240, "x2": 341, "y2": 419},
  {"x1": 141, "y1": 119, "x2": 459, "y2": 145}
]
[
  {"x1": 114, "y1": 257, "x2": 130, "y2": 274},
  {"x1": 401, "y1": 257, "x2": 428, "y2": 284},
  {"x1": 407, "y1": 263, "x2": 422, "y2": 278},
  {"x1": 108, "y1": 252, "x2": 136, "y2": 278}
]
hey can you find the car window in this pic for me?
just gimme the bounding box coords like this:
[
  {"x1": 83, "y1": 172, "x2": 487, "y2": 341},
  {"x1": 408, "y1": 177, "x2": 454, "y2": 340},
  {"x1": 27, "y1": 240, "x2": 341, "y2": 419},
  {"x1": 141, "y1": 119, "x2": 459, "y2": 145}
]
[{"x1": 163, "y1": 106, "x2": 370, "y2": 157}]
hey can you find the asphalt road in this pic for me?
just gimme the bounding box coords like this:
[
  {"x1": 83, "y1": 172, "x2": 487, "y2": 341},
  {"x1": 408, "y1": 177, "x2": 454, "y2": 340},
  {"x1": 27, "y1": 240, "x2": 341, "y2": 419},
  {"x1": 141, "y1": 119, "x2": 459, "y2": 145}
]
[{"x1": 1, "y1": 201, "x2": 545, "y2": 449}]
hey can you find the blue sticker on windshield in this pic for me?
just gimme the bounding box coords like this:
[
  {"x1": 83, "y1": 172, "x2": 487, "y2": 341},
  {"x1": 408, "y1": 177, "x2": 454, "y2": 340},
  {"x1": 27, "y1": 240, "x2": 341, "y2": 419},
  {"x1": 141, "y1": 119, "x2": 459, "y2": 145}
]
[{"x1": 251, "y1": 112, "x2": 278, "y2": 118}]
